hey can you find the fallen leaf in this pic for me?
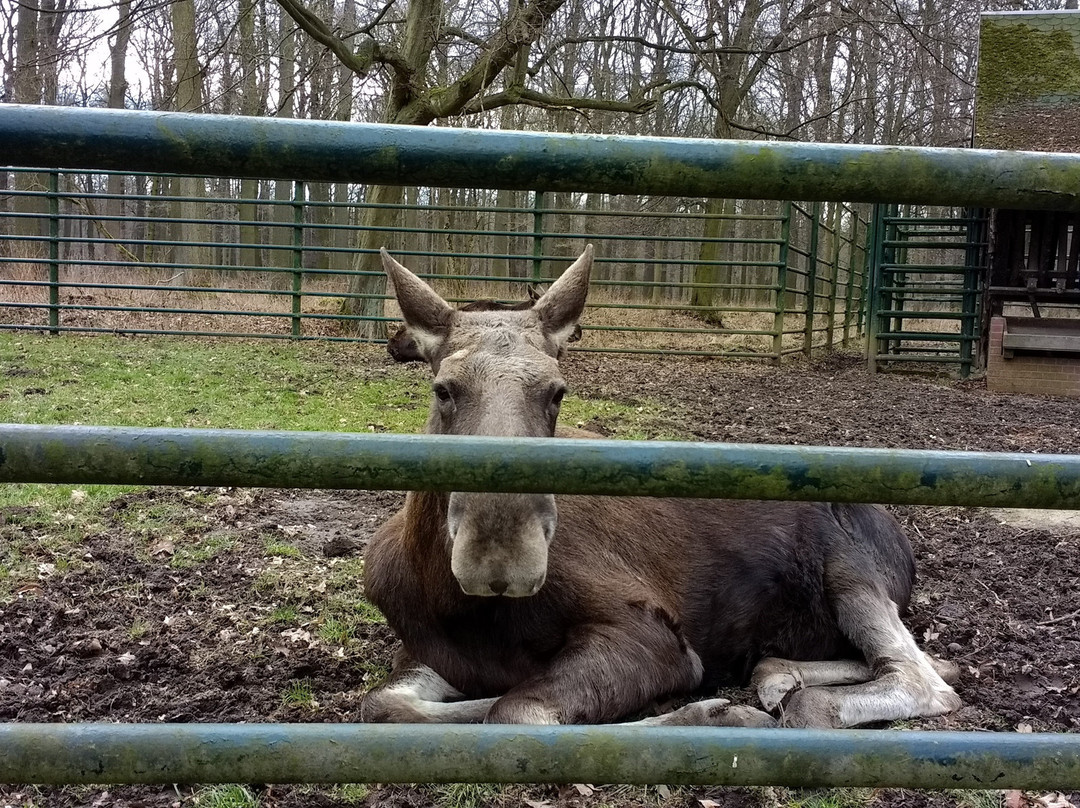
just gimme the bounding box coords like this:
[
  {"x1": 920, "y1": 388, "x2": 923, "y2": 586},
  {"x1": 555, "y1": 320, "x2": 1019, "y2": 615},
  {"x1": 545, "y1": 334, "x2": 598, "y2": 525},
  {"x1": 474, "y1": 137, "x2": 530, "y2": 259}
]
[
  {"x1": 1037, "y1": 793, "x2": 1077, "y2": 808},
  {"x1": 150, "y1": 539, "x2": 175, "y2": 557},
  {"x1": 573, "y1": 784, "x2": 594, "y2": 797},
  {"x1": 1004, "y1": 791, "x2": 1027, "y2": 808},
  {"x1": 656, "y1": 785, "x2": 672, "y2": 799},
  {"x1": 1017, "y1": 722, "x2": 1034, "y2": 733},
  {"x1": 524, "y1": 801, "x2": 551, "y2": 808},
  {"x1": 698, "y1": 800, "x2": 722, "y2": 808}
]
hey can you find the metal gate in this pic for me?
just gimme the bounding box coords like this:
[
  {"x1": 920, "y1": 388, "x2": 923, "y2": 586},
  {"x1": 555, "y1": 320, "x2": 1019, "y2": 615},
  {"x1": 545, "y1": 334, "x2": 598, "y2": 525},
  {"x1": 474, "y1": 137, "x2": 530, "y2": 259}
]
[{"x1": 866, "y1": 204, "x2": 987, "y2": 377}]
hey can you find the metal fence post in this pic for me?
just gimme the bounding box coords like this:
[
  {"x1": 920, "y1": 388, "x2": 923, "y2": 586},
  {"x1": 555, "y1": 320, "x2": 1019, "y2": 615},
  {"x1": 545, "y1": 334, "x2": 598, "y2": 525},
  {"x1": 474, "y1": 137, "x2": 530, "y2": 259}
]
[
  {"x1": 291, "y1": 180, "x2": 305, "y2": 338},
  {"x1": 772, "y1": 202, "x2": 792, "y2": 364},
  {"x1": 47, "y1": 171, "x2": 60, "y2": 335},
  {"x1": 532, "y1": 190, "x2": 545, "y2": 284},
  {"x1": 865, "y1": 205, "x2": 885, "y2": 373},
  {"x1": 958, "y1": 207, "x2": 985, "y2": 379},
  {"x1": 803, "y1": 202, "x2": 821, "y2": 358},
  {"x1": 843, "y1": 210, "x2": 859, "y2": 348},
  {"x1": 825, "y1": 203, "x2": 843, "y2": 350}
]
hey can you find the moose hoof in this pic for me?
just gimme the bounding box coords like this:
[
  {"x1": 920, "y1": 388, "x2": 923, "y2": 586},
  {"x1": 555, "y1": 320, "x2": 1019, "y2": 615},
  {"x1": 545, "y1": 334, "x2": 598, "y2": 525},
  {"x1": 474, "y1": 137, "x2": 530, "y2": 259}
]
[
  {"x1": 780, "y1": 687, "x2": 841, "y2": 728},
  {"x1": 930, "y1": 656, "x2": 961, "y2": 685},
  {"x1": 755, "y1": 672, "x2": 803, "y2": 712},
  {"x1": 644, "y1": 699, "x2": 777, "y2": 727},
  {"x1": 751, "y1": 659, "x2": 804, "y2": 711}
]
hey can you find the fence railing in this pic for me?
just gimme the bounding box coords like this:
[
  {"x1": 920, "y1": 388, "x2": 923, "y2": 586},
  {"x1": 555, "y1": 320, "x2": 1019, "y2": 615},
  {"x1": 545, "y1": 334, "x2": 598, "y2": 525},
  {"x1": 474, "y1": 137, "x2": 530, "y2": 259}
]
[
  {"x1": 3, "y1": 106, "x2": 1080, "y2": 790},
  {"x1": 1, "y1": 423, "x2": 1080, "y2": 788},
  {"x1": 2, "y1": 723, "x2": 1078, "y2": 789},
  {"x1": 1, "y1": 167, "x2": 867, "y2": 360}
]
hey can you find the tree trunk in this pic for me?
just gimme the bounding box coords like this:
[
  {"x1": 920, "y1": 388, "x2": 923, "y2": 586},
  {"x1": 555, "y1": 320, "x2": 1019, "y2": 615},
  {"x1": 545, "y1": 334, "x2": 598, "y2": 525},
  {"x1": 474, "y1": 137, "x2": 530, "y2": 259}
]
[
  {"x1": 106, "y1": 0, "x2": 132, "y2": 241},
  {"x1": 332, "y1": 0, "x2": 356, "y2": 260},
  {"x1": 12, "y1": 0, "x2": 44, "y2": 246},
  {"x1": 170, "y1": 0, "x2": 212, "y2": 284},
  {"x1": 238, "y1": 0, "x2": 261, "y2": 273},
  {"x1": 340, "y1": 0, "x2": 442, "y2": 339},
  {"x1": 272, "y1": 11, "x2": 297, "y2": 282},
  {"x1": 346, "y1": 183, "x2": 406, "y2": 339}
]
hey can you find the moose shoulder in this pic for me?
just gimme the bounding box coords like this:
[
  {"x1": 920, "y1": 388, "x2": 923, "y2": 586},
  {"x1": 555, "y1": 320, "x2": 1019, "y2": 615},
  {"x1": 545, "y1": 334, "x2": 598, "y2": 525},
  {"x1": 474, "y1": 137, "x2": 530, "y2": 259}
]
[{"x1": 362, "y1": 246, "x2": 960, "y2": 727}]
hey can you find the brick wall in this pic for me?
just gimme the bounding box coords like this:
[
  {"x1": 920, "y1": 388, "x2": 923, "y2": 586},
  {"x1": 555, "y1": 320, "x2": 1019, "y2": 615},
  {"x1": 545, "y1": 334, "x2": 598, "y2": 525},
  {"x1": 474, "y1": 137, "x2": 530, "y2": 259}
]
[{"x1": 986, "y1": 315, "x2": 1080, "y2": 397}]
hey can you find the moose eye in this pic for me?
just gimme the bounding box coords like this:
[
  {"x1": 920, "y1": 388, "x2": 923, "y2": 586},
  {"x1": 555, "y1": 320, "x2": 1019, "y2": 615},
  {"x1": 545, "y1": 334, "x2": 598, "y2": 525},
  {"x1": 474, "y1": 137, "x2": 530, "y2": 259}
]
[
  {"x1": 550, "y1": 386, "x2": 566, "y2": 407},
  {"x1": 433, "y1": 383, "x2": 453, "y2": 404}
]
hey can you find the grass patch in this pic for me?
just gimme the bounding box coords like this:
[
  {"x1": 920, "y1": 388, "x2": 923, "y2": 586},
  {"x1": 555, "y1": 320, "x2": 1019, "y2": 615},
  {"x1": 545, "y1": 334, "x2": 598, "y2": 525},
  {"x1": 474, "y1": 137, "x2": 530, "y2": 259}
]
[
  {"x1": 1, "y1": 332, "x2": 678, "y2": 441},
  {"x1": 776, "y1": 788, "x2": 875, "y2": 808},
  {"x1": 953, "y1": 791, "x2": 1003, "y2": 808},
  {"x1": 171, "y1": 532, "x2": 237, "y2": 568},
  {"x1": 354, "y1": 597, "x2": 387, "y2": 625},
  {"x1": 561, "y1": 396, "x2": 676, "y2": 440},
  {"x1": 268, "y1": 605, "x2": 299, "y2": 624},
  {"x1": 263, "y1": 539, "x2": 302, "y2": 558},
  {"x1": 427, "y1": 783, "x2": 508, "y2": 808},
  {"x1": 318, "y1": 614, "x2": 351, "y2": 644},
  {"x1": 1, "y1": 335, "x2": 429, "y2": 433},
  {"x1": 281, "y1": 679, "x2": 317, "y2": 708},
  {"x1": 128, "y1": 618, "x2": 151, "y2": 640},
  {"x1": 192, "y1": 784, "x2": 260, "y2": 808},
  {"x1": 357, "y1": 657, "x2": 391, "y2": 684}
]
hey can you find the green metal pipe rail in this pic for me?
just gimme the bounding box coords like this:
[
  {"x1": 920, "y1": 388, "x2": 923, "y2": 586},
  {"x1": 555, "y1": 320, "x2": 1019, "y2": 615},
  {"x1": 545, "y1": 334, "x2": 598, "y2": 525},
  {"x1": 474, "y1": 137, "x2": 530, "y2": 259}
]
[
  {"x1": 4, "y1": 105, "x2": 1080, "y2": 209},
  {"x1": 3, "y1": 424, "x2": 1080, "y2": 507},
  {"x1": 3, "y1": 107, "x2": 1080, "y2": 789},
  {"x1": 1, "y1": 724, "x2": 1079, "y2": 789},
  {"x1": 2, "y1": 427, "x2": 1080, "y2": 788}
]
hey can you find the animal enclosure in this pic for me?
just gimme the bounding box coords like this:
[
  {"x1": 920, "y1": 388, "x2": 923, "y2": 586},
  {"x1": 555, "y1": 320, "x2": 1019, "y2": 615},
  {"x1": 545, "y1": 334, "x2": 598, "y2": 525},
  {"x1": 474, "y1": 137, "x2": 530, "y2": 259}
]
[
  {"x1": 1, "y1": 108, "x2": 1080, "y2": 801},
  {"x1": 1, "y1": 342, "x2": 1079, "y2": 805},
  {"x1": 0, "y1": 167, "x2": 868, "y2": 361}
]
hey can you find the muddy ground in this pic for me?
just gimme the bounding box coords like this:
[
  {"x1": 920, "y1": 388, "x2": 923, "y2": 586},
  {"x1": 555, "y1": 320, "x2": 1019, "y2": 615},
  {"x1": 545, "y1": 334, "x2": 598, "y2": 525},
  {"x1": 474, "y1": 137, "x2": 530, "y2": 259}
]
[{"x1": 2, "y1": 351, "x2": 1078, "y2": 808}]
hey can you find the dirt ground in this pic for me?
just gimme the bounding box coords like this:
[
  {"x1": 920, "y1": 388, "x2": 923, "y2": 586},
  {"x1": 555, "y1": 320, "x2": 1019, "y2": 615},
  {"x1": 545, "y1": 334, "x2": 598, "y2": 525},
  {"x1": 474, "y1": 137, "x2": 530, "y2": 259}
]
[{"x1": 2, "y1": 350, "x2": 1078, "y2": 808}]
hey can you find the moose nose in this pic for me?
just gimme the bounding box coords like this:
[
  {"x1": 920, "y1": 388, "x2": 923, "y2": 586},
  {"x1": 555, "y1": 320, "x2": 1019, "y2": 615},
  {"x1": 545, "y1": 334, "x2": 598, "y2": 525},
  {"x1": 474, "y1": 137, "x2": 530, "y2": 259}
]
[{"x1": 489, "y1": 579, "x2": 509, "y2": 596}]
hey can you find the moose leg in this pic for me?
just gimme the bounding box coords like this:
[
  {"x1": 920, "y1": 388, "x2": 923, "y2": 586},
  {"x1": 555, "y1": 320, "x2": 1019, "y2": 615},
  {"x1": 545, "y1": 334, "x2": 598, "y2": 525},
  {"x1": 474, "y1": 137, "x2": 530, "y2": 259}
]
[
  {"x1": 628, "y1": 699, "x2": 777, "y2": 727},
  {"x1": 778, "y1": 581, "x2": 961, "y2": 728},
  {"x1": 485, "y1": 605, "x2": 706, "y2": 724},
  {"x1": 752, "y1": 655, "x2": 960, "y2": 711},
  {"x1": 361, "y1": 651, "x2": 497, "y2": 723}
]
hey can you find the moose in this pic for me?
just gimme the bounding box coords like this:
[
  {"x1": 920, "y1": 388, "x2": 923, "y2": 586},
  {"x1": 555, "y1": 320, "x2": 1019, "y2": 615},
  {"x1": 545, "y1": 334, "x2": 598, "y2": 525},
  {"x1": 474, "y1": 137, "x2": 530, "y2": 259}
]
[{"x1": 361, "y1": 245, "x2": 961, "y2": 727}]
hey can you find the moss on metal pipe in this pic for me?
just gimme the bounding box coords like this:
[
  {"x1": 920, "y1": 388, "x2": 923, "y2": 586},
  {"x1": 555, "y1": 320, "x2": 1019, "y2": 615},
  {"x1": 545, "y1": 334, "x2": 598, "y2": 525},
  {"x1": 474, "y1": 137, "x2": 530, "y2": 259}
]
[
  {"x1": 1, "y1": 424, "x2": 1079, "y2": 508},
  {"x1": 3, "y1": 105, "x2": 1080, "y2": 211},
  {"x1": 1, "y1": 724, "x2": 1078, "y2": 789}
]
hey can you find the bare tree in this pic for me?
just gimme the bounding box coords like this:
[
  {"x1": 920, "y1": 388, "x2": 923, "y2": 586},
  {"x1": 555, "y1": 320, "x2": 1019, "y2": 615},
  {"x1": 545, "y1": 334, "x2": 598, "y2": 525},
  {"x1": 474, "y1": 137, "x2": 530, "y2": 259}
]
[
  {"x1": 12, "y1": 0, "x2": 44, "y2": 240},
  {"x1": 105, "y1": 0, "x2": 133, "y2": 228},
  {"x1": 274, "y1": 0, "x2": 659, "y2": 335},
  {"x1": 170, "y1": 0, "x2": 212, "y2": 280},
  {"x1": 239, "y1": 0, "x2": 262, "y2": 271}
]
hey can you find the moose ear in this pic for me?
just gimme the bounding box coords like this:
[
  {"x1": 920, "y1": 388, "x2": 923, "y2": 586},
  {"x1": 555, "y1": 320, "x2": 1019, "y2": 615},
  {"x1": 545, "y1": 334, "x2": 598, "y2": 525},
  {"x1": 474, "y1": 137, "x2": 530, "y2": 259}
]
[
  {"x1": 533, "y1": 245, "x2": 593, "y2": 349},
  {"x1": 381, "y1": 249, "x2": 454, "y2": 360}
]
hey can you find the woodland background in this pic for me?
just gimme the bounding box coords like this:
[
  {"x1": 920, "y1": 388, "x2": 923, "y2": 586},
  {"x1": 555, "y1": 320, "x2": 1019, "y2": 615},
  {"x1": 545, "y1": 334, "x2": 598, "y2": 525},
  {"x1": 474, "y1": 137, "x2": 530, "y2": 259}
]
[{"x1": 0, "y1": 0, "x2": 1066, "y2": 341}]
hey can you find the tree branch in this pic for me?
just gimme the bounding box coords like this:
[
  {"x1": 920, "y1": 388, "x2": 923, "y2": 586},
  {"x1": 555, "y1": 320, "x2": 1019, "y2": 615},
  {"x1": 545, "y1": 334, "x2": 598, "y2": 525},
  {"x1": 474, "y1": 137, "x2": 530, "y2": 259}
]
[
  {"x1": 273, "y1": 0, "x2": 407, "y2": 80},
  {"x1": 459, "y1": 86, "x2": 658, "y2": 117},
  {"x1": 427, "y1": 0, "x2": 567, "y2": 119}
]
